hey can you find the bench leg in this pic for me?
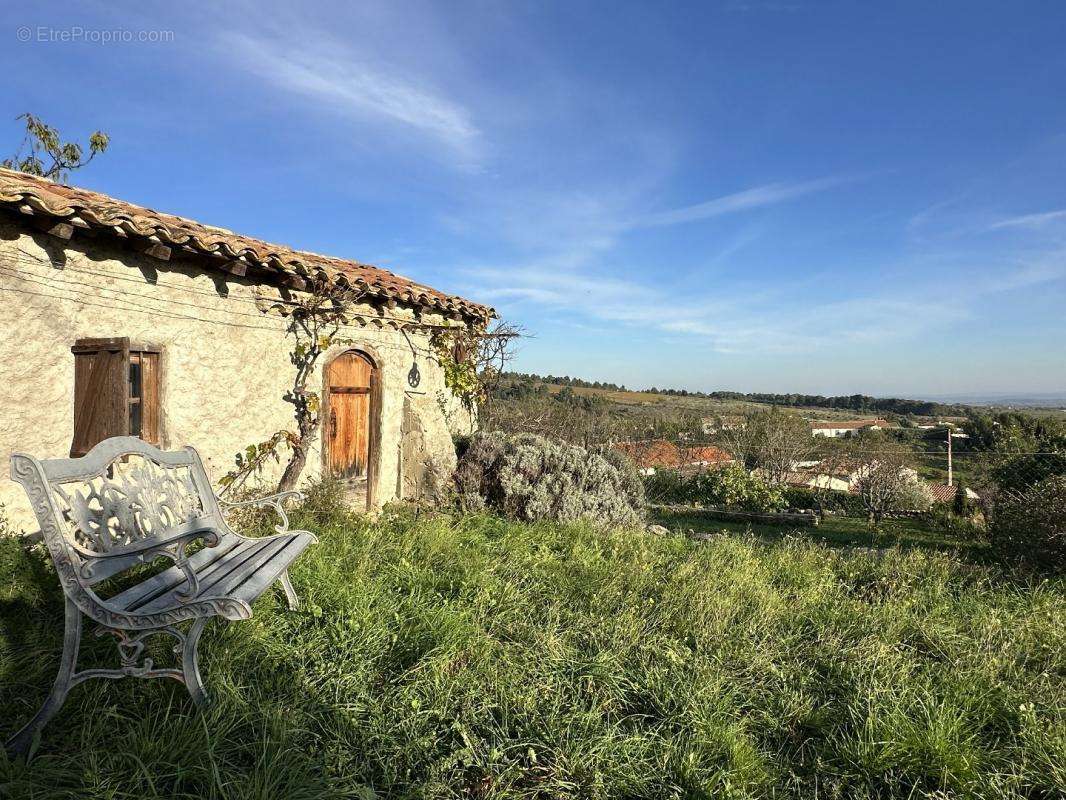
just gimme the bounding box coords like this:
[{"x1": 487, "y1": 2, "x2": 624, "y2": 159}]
[
  {"x1": 278, "y1": 569, "x2": 300, "y2": 611},
  {"x1": 5, "y1": 597, "x2": 82, "y2": 757},
  {"x1": 182, "y1": 617, "x2": 209, "y2": 706}
]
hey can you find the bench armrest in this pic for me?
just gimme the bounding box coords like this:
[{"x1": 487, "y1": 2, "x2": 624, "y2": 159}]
[
  {"x1": 219, "y1": 491, "x2": 303, "y2": 534},
  {"x1": 79, "y1": 527, "x2": 221, "y2": 563}
]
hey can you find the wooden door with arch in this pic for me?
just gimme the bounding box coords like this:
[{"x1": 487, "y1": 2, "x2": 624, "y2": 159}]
[{"x1": 324, "y1": 350, "x2": 377, "y2": 506}]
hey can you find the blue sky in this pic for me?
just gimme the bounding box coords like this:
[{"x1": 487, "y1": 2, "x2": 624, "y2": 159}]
[{"x1": 2, "y1": 1, "x2": 1065, "y2": 397}]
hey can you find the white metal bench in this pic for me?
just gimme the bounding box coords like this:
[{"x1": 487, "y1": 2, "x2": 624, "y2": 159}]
[{"x1": 5, "y1": 436, "x2": 317, "y2": 755}]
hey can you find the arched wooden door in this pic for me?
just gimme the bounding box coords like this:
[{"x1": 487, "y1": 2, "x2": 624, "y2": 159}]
[{"x1": 326, "y1": 352, "x2": 375, "y2": 482}]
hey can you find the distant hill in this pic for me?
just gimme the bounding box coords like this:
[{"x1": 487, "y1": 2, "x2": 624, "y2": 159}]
[
  {"x1": 498, "y1": 372, "x2": 972, "y2": 417},
  {"x1": 919, "y1": 392, "x2": 1066, "y2": 409}
]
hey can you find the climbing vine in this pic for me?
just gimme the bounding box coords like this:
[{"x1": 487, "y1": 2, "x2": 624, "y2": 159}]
[
  {"x1": 220, "y1": 274, "x2": 363, "y2": 495},
  {"x1": 431, "y1": 320, "x2": 522, "y2": 412},
  {"x1": 219, "y1": 430, "x2": 300, "y2": 494},
  {"x1": 431, "y1": 327, "x2": 481, "y2": 409}
]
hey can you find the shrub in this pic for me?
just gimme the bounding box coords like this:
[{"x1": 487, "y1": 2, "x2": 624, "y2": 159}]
[
  {"x1": 990, "y1": 475, "x2": 1066, "y2": 572},
  {"x1": 455, "y1": 431, "x2": 645, "y2": 528},
  {"x1": 643, "y1": 468, "x2": 689, "y2": 504},
  {"x1": 926, "y1": 503, "x2": 984, "y2": 539},
  {"x1": 647, "y1": 464, "x2": 785, "y2": 513},
  {"x1": 599, "y1": 446, "x2": 646, "y2": 509},
  {"x1": 784, "y1": 486, "x2": 867, "y2": 516},
  {"x1": 993, "y1": 451, "x2": 1066, "y2": 493},
  {"x1": 952, "y1": 483, "x2": 971, "y2": 516},
  {"x1": 639, "y1": 462, "x2": 784, "y2": 514},
  {"x1": 687, "y1": 463, "x2": 785, "y2": 512},
  {"x1": 299, "y1": 476, "x2": 352, "y2": 518}
]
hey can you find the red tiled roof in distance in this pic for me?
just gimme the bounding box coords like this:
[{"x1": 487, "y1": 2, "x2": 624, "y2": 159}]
[{"x1": 613, "y1": 439, "x2": 734, "y2": 470}]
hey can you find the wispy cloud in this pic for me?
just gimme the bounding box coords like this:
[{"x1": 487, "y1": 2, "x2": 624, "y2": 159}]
[
  {"x1": 633, "y1": 174, "x2": 859, "y2": 228},
  {"x1": 465, "y1": 250, "x2": 1064, "y2": 357},
  {"x1": 217, "y1": 30, "x2": 480, "y2": 159},
  {"x1": 989, "y1": 209, "x2": 1066, "y2": 230}
]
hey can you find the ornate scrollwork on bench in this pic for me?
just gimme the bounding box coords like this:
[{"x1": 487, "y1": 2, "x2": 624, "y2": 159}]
[
  {"x1": 51, "y1": 456, "x2": 205, "y2": 554},
  {"x1": 70, "y1": 626, "x2": 188, "y2": 686}
]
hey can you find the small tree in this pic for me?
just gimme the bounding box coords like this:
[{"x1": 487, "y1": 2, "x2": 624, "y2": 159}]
[
  {"x1": 4, "y1": 113, "x2": 109, "y2": 182},
  {"x1": 720, "y1": 407, "x2": 812, "y2": 486},
  {"x1": 952, "y1": 483, "x2": 970, "y2": 517},
  {"x1": 807, "y1": 437, "x2": 860, "y2": 519},
  {"x1": 853, "y1": 445, "x2": 931, "y2": 524}
]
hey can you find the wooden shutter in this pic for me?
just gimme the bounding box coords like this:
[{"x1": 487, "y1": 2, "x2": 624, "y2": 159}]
[
  {"x1": 140, "y1": 351, "x2": 161, "y2": 446},
  {"x1": 70, "y1": 338, "x2": 130, "y2": 457}
]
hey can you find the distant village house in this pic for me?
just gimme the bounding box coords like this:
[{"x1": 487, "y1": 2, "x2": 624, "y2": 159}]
[{"x1": 809, "y1": 419, "x2": 892, "y2": 438}]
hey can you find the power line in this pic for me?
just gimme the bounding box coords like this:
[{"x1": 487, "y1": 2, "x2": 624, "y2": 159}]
[
  {"x1": 0, "y1": 255, "x2": 449, "y2": 358},
  {"x1": 0, "y1": 280, "x2": 437, "y2": 359},
  {"x1": 3, "y1": 247, "x2": 465, "y2": 333}
]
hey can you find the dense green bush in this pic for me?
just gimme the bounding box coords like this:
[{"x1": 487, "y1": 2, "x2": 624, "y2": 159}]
[
  {"x1": 688, "y1": 463, "x2": 785, "y2": 512},
  {"x1": 643, "y1": 468, "x2": 690, "y2": 504},
  {"x1": 990, "y1": 452, "x2": 1066, "y2": 494},
  {"x1": 644, "y1": 464, "x2": 785, "y2": 513},
  {"x1": 990, "y1": 475, "x2": 1066, "y2": 572},
  {"x1": 784, "y1": 486, "x2": 868, "y2": 516},
  {"x1": 455, "y1": 431, "x2": 645, "y2": 527}
]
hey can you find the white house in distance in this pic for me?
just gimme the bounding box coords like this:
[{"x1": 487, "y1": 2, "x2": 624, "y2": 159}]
[{"x1": 809, "y1": 419, "x2": 891, "y2": 438}]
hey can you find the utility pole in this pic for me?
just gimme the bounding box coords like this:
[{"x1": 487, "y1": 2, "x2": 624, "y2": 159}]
[{"x1": 947, "y1": 425, "x2": 953, "y2": 487}]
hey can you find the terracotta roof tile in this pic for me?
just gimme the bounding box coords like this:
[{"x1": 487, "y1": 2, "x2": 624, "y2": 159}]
[
  {"x1": 613, "y1": 440, "x2": 733, "y2": 470},
  {"x1": 0, "y1": 168, "x2": 493, "y2": 322}
]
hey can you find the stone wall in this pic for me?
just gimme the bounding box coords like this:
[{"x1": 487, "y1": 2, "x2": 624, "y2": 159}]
[{"x1": 0, "y1": 219, "x2": 471, "y2": 532}]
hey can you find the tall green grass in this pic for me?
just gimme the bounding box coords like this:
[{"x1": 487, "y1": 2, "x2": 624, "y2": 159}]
[{"x1": 0, "y1": 500, "x2": 1063, "y2": 799}]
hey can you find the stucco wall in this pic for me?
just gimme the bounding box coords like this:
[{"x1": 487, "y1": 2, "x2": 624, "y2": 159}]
[{"x1": 0, "y1": 218, "x2": 470, "y2": 532}]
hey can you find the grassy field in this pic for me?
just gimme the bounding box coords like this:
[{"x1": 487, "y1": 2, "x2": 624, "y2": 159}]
[
  {"x1": 1, "y1": 498, "x2": 1063, "y2": 799},
  {"x1": 652, "y1": 508, "x2": 989, "y2": 557}
]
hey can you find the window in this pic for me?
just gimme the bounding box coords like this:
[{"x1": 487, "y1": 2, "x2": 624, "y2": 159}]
[{"x1": 70, "y1": 338, "x2": 161, "y2": 456}]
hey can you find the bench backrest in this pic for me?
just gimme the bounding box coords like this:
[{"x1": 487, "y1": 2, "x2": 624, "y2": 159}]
[{"x1": 10, "y1": 437, "x2": 227, "y2": 590}]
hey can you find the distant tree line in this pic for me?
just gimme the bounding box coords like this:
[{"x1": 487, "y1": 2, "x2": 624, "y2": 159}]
[
  {"x1": 497, "y1": 372, "x2": 967, "y2": 416},
  {"x1": 702, "y1": 392, "x2": 967, "y2": 417},
  {"x1": 499, "y1": 372, "x2": 630, "y2": 393}
]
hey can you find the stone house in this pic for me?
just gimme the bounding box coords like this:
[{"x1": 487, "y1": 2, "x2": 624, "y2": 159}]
[{"x1": 0, "y1": 168, "x2": 493, "y2": 531}]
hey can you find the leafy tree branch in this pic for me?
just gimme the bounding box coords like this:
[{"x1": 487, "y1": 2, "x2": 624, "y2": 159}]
[{"x1": 3, "y1": 113, "x2": 109, "y2": 182}]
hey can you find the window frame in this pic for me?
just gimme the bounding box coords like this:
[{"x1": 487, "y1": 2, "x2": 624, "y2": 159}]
[{"x1": 70, "y1": 337, "x2": 162, "y2": 456}]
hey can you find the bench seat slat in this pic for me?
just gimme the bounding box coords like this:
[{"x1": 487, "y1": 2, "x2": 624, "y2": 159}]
[
  {"x1": 110, "y1": 532, "x2": 315, "y2": 615},
  {"x1": 107, "y1": 534, "x2": 246, "y2": 610},
  {"x1": 132, "y1": 536, "x2": 279, "y2": 611}
]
